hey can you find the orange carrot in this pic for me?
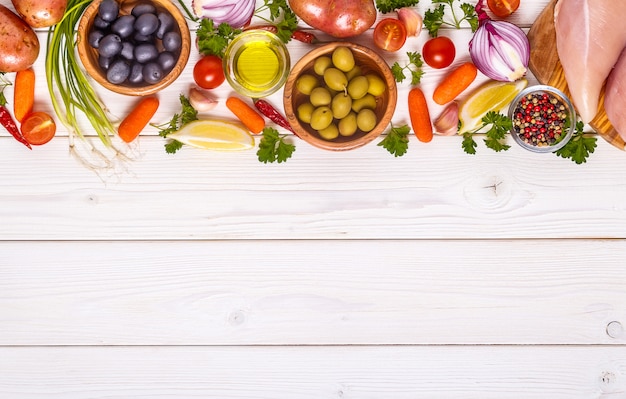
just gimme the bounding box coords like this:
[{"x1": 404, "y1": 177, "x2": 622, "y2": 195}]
[
  {"x1": 225, "y1": 96, "x2": 265, "y2": 134},
  {"x1": 13, "y1": 68, "x2": 35, "y2": 122},
  {"x1": 118, "y1": 96, "x2": 159, "y2": 143},
  {"x1": 408, "y1": 87, "x2": 433, "y2": 143},
  {"x1": 432, "y1": 62, "x2": 478, "y2": 105}
]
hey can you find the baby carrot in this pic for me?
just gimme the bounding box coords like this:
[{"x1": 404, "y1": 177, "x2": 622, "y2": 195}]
[
  {"x1": 225, "y1": 96, "x2": 265, "y2": 134},
  {"x1": 432, "y1": 62, "x2": 478, "y2": 105},
  {"x1": 118, "y1": 96, "x2": 159, "y2": 143},
  {"x1": 13, "y1": 68, "x2": 35, "y2": 122},
  {"x1": 408, "y1": 87, "x2": 433, "y2": 143}
]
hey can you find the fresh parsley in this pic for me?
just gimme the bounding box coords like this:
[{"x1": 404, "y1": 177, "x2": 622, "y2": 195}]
[
  {"x1": 375, "y1": 0, "x2": 420, "y2": 14},
  {"x1": 254, "y1": 0, "x2": 298, "y2": 43},
  {"x1": 154, "y1": 94, "x2": 198, "y2": 154},
  {"x1": 379, "y1": 124, "x2": 411, "y2": 157},
  {"x1": 391, "y1": 52, "x2": 425, "y2": 85},
  {"x1": 196, "y1": 19, "x2": 242, "y2": 57},
  {"x1": 257, "y1": 127, "x2": 296, "y2": 163},
  {"x1": 424, "y1": 0, "x2": 478, "y2": 37},
  {"x1": 462, "y1": 111, "x2": 512, "y2": 154},
  {"x1": 554, "y1": 121, "x2": 597, "y2": 164}
]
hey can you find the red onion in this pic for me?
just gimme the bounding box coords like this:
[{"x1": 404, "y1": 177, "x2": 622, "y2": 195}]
[
  {"x1": 192, "y1": 0, "x2": 255, "y2": 29},
  {"x1": 469, "y1": 0, "x2": 529, "y2": 82}
]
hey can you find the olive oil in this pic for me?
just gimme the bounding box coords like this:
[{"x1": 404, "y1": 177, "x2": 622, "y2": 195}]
[{"x1": 232, "y1": 41, "x2": 284, "y2": 94}]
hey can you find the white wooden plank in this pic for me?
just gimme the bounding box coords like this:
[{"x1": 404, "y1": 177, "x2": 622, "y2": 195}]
[
  {"x1": 1, "y1": 239, "x2": 624, "y2": 345},
  {"x1": 1, "y1": 134, "x2": 626, "y2": 240},
  {"x1": 0, "y1": 346, "x2": 624, "y2": 398}
]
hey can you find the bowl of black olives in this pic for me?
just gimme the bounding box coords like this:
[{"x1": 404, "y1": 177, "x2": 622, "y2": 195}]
[{"x1": 77, "y1": 0, "x2": 191, "y2": 96}]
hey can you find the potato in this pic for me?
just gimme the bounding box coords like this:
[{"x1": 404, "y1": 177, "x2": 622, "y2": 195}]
[
  {"x1": 11, "y1": 0, "x2": 67, "y2": 28},
  {"x1": 288, "y1": 0, "x2": 376, "y2": 38},
  {"x1": 0, "y1": 5, "x2": 39, "y2": 72}
]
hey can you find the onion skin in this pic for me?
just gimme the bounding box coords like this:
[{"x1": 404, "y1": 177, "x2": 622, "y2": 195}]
[
  {"x1": 469, "y1": 0, "x2": 529, "y2": 82},
  {"x1": 192, "y1": 0, "x2": 255, "y2": 29},
  {"x1": 288, "y1": 0, "x2": 376, "y2": 38}
]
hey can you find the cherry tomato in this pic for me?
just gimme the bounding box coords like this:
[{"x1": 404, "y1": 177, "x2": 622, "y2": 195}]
[
  {"x1": 373, "y1": 18, "x2": 407, "y2": 52},
  {"x1": 20, "y1": 112, "x2": 56, "y2": 146},
  {"x1": 422, "y1": 36, "x2": 456, "y2": 69},
  {"x1": 487, "y1": 0, "x2": 520, "y2": 18},
  {"x1": 193, "y1": 55, "x2": 225, "y2": 89}
]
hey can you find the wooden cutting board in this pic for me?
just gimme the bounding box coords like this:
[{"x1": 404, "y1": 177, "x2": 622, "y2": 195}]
[{"x1": 526, "y1": 0, "x2": 625, "y2": 150}]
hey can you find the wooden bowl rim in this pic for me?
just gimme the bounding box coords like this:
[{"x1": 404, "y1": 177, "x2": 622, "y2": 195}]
[
  {"x1": 284, "y1": 42, "x2": 397, "y2": 151},
  {"x1": 77, "y1": 0, "x2": 191, "y2": 96}
]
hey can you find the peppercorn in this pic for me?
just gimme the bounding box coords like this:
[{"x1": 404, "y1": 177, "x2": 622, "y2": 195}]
[{"x1": 512, "y1": 91, "x2": 569, "y2": 147}]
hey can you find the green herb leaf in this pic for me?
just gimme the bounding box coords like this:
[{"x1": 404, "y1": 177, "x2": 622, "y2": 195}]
[
  {"x1": 392, "y1": 52, "x2": 425, "y2": 84},
  {"x1": 154, "y1": 94, "x2": 199, "y2": 154},
  {"x1": 256, "y1": 0, "x2": 298, "y2": 43},
  {"x1": 423, "y1": 4, "x2": 445, "y2": 37},
  {"x1": 257, "y1": 127, "x2": 296, "y2": 163},
  {"x1": 424, "y1": 1, "x2": 477, "y2": 37},
  {"x1": 375, "y1": 0, "x2": 420, "y2": 14},
  {"x1": 379, "y1": 124, "x2": 411, "y2": 157},
  {"x1": 462, "y1": 131, "x2": 477, "y2": 154},
  {"x1": 461, "y1": 2, "x2": 479, "y2": 32},
  {"x1": 482, "y1": 111, "x2": 511, "y2": 152},
  {"x1": 554, "y1": 121, "x2": 597, "y2": 164},
  {"x1": 0, "y1": 72, "x2": 9, "y2": 107},
  {"x1": 196, "y1": 19, "x2": 242, "y2": 57}
]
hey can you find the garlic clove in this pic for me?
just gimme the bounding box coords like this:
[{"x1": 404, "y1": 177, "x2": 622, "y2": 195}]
[
  {"x1": 434, "y1": 102, "x2": 460, "y2": 136},
  {"x1": 397, "y1": 8, "x2": 422, "y2": 37},
  {"x1": 189, "y1": 86, "x2": 218, "y2": 112}
]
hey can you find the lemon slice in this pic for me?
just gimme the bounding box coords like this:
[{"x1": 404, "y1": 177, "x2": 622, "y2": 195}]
[
  {"x1": 167, "y1": 120, "x2": 255, "y2": 151},
  {"x1": 458, "y1": 78, "x2": 528, "y2": 133}
]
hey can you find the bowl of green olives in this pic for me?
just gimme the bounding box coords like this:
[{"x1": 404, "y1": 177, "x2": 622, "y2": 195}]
[
  {"x1": 77, "y1": 0, "x2": 191, "y2": 96},
  {"x1": 283, "y1": 42, "x2": 397, "y2": 151}
]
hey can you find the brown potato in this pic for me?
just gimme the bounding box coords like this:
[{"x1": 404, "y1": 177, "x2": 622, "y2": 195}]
[
  {"x1": 0, "y1": 5, "x2": 39, "y2": 72},
  {"x1": 288, "y1": 0, "x2": 376, "y2": 38},
  {"x1": 11, "y1": 0, "x2": 67, "y2": 28}
]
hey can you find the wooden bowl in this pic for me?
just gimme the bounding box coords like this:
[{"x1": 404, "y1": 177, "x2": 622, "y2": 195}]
[
  {"x1": 283, "y1": 43, "x2": 397, "y2": 151},
  {"x1": 77, "y1": 0, "x2": 191, "y2": 96}
]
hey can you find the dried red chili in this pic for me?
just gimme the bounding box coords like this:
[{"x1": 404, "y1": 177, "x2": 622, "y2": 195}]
[
  {"x1": 245, "y1": 25, "x2": 320, "y2": 44},
  {"x1": 0, "y1": 76, "x2": 31, "y2": 149},
  {"x1": 253, "y1": 98, "x2": 295, "y2": 134}
]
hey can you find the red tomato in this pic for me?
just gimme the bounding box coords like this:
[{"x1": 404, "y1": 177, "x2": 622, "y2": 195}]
[
  {"x1": 193, "y1": 55, "x2": 225, "y2": 89},
  {"x1": 422, "y1": 37, "x2": 456, "y2": 69},
  {"x1": 20, "y1": 112, "x2": 56, "y2": 145},
  {"x1": 487, "y1": 0, "x2": 520, "y2": 17},
  {"x1": 373, "y1": 18, "x2": 407, "y2": 52}
]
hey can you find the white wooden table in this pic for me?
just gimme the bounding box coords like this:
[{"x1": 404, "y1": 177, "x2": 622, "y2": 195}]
[{"x1": 1, "y1": 0, "x2": 625, "y2": 397}]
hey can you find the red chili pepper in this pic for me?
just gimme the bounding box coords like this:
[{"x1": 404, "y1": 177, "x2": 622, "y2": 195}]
[
  {"x1": 0, "y1": 106, "x2": 31, "y2": 149},
  {"x1": 245, "y1": 25, "x2": 320, "y2": 44},
  {"x1": 253, "y1": 99, "x2": 296, "y2": 135}
]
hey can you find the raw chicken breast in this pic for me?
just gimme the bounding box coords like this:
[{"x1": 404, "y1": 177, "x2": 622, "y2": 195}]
[
  {"x1": 605, "y1": 48, "x2": 626, "y2": 141},
  {"x1": 554, "y1": 0, "x2": 626, "y2": 123}
]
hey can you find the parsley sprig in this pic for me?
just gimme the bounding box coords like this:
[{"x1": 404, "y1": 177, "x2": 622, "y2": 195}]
[
  {"x1": 375, "y1": 0, "x2": 420, "y2": 14},
  {"x1": 257, "y1": 127, "x2": 296, "y2": 163},
  {"x1": 196, "y1": 19, "x2": 242, "y2": 57},
  {"x1": 154, "y1": 94, "x2": 198, "y2": 154},
  {"x1": 424, "y1": 0, "x2": 478, "y2": 37},
  {"x1": 379, "y1": 124, "x2": 411, "y2": 157},
  {"x1": 554, "y1": 121, "x2": 597, "y2": 164},
  {"x1": 462, "y1": 111, "x2": 512, "y2": 154},
  {"x1": 254, "y1": 0, "x2": 298, "y2": 43},
  {"x1": 391, "y1": 52, "x2": 425, "y2": 85}
]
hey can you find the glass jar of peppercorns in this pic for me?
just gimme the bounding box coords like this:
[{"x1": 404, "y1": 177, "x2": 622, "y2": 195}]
[{"x1": 508, "y1": 85, "x2": 577, "y2": 153}]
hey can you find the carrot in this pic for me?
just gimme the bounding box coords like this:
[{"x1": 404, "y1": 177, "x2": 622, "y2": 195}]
[
  {"x1": 432, "y1": 62, "x2": 478, "y2": 105},
  {"x1": 13, "y1": 68, "x2": 35, "y2": 122},
  {"x1": 118, "y1": 96, "x2": 159, "y2": 143},
  {"x1": 408, "y1": 87, "x2": 433, "y2": 143},
  {"x1": 225, "y1": 96, "x2": 265, "y2": 134}
]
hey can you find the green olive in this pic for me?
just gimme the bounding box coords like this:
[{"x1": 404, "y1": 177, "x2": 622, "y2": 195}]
[
  {"x1": 331, "y1": 93, "x2": 352, "y2": 120},
  {"x1": 310, "y1": 106, "x2": 334, "y2": 130},
  {"x1": 366, "y1": 73, "x2": 386, "y2": 96},
  {"x1": 331, "y1": 46, "x2": 355, "y2": 72},
  {"x1": 309, "y1": 87, "x2": 332, "y2": 107},
  {"x1": 356, "y1": 109, "x2": 377, "y2": 132},
  {"x1": 318, "y1": 123, "x2": 339, "y2": 141},
  {"x1": 297, "y1": 102, "x2": 315, "y2": 124},
  {"x1": 323, "y1": 68, "x2": 348, "y2": 92},
  {"x1": 295, "y1": 74, "x2": 319, "y2": 95},
  {"x1": 347, "y1": 76, "x2": 369, "y2": 100},
  {"x1": 338, "y1": 112, "x2": 358, "y2": 137},
  {"x1": 351, "y1": 94, "x2": 377, "y2": 112},
  {"x1": 345, "y1": 65, "x2": 362, "y2": 81},
  {"x1": 313, "y1": 56, "x2": 332, "y2": 76}
]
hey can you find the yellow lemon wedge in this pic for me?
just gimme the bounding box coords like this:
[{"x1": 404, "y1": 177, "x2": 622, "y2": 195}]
[
  {"x1": 458, "y1": 78, "x2": 528, "y2": 133},
  {"x1": 167, "y1": 120, "x2": 255, "y2": 151}
]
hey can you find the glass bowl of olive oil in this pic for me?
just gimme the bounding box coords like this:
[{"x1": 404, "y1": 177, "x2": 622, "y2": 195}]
[{"x1": 223, "y1": 30, "x2": 290, "y2": 98}]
